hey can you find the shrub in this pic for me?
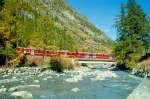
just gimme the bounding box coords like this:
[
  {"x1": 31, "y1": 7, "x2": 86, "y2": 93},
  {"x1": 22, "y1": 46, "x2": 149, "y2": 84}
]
[
  {"x1": 81, "y1": 63, "x2": 88, "y2": 67},
  {"x1": 49, "y1": 57, "x2": 63, "y2": 72},
  {"x1": 29, "y1": 62, "x2": 38, "y2": 67},
  {"x1": 17, "y1": 54, "x2": 27, "y2": 67},
  {"x1": 49, "y1": 57, "x2": 75, "y2": 72},
  {"x1": 17, "y1": 54, "x2": 37, "y2": 67}
]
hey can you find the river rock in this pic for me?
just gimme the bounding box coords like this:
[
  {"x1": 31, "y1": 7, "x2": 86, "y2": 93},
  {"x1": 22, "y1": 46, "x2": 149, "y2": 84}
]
[
  {"x1": 65, "y1": 75, "x2": 83, "y2": 83},
  {"x1": 43, "y1": 78, "x2": 47, "y2": 80},
  {"x1": 0, "y1": 78, "x2": 19, "y2": 84},
  {"x1": 12, "y1": 77, "x2": 16, "y2": 79},
  {"x1": 0, "y1": 88, "x2": 7, "y2": 93},
  {"x1": 41, "y1": 67, "x2": 47, "y2": 72},
  {"x1": 34, "y1": 80, "x2": 40, "y2": 83},
  {"x1": 21, "y1": 80, "x2": 25, "y2": 83},
  {"x1": 9, "y1": 85, "x2": 40, "y2": 92},
  {"x1": 2, "y1": 75, "x2": 8, "y2": 78},
  {"x1": 38, "y1": 73, "x2": 44, "y2": 77},
  {"x1": 1, "y1": 85, "x2": 5, "y2": 88},
  {"x1": 91, "y1": 70, "x2": 118, "y2": 81},
  {"x1": 71, "y1": 87, "x2": 80, "y2": 92},
  {"x1": 47, "y1": 76, "x2": 52, "y2": 79},
  {"x1": 11, "y1": 91, "x2": 33, "y2": 98},
  {"x1": 147, "y1": 72, "x2": 150, "y2": 78},
  {"x1": 131, "y1": 66, "x2": 150, "y2": 79}
]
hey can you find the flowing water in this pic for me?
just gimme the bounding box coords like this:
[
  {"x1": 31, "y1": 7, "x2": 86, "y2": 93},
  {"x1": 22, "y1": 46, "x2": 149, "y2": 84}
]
[{"x1": 0, "y1": 65, "x2": 145, "y2": 99}]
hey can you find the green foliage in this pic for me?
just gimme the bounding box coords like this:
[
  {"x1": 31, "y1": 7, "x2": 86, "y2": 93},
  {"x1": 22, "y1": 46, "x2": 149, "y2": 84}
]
[
  {"x1": 0, "y1": 0, "x2": 4, "y2": 11},
  {"x1": 17, "y1": 54, "x2": 38, "y2": 67},
  {"x1": 114, "y1": 0, "x2": 150, "y2": 69},
  {"x1": 0, "y1": 0, "x2": 34, "y2": 65},
  {"x1": 17, "y1": 54, "x2": 27, "y2": 67},
  {"x1": 0, "y1": 0, "x2": 113, "y2": 66}
]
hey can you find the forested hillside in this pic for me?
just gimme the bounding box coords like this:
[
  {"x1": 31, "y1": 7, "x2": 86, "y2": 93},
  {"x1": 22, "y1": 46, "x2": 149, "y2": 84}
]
[{"x1": 0, "y1": 0, "x2": 113, "y2": 65}]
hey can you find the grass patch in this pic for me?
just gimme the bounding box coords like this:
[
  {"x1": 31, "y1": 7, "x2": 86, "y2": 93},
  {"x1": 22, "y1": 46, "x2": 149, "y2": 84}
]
[{"x1": 137, "y1": 58, "x2": 150, "y2": 69}]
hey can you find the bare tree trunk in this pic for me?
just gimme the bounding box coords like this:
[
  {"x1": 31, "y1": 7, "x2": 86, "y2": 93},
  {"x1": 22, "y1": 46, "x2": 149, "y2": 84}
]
[{"x1": 6, "y1": 48, "x2": 8, "y2": 67}]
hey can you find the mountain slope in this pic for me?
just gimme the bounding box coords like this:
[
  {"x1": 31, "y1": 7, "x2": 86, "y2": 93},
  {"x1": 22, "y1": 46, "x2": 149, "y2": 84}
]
[{"x1": 0, "y1": 0, "x2": 113, "y2": 54}]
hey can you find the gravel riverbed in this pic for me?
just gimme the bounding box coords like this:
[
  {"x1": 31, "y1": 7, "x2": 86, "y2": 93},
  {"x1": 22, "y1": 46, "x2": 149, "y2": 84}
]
[{"x1": 0, "y1": 65, "x2": 148, "y2": 99}]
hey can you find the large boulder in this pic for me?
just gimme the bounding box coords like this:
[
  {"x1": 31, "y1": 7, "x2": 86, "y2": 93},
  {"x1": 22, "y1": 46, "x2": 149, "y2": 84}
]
[{"x1": 11, "y1": 91, "x2": 33, "y2": 98}]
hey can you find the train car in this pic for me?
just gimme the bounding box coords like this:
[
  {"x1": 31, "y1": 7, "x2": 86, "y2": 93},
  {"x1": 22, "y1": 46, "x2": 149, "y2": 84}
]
[
  {"x1": 76, "y1": 52, "x2": 87, "y2": 58},
  {"x1": 16, "y1": 48, "x2": 114, "y2": 61},
  {"x1": 33, "y1": 49, "x2": 43, "y2": 56},
  {"x1": 46, "y1": 52, "x2": 59, "y2": 57},
  {"x1": 66, "y1": 52, "x2": 76, "y2": 58},
  {"x1": 58, "y1": 52, "x2": 67, "y2": 57},
  {"x1": 89, "y1": 53, "x2": 95, "y2": 59},
  {"x1": 17, "y1": 47, "x2": 24, "y2": 55},
  {"x1": 96, "y1": 54, "x2": 110, "y2": 59},
  {"x1": 24, "y1": 48, "x2": 31, "y2": 55},
  {"x1": 103, "y1": 54, "x2": 110, "y2": 59}
]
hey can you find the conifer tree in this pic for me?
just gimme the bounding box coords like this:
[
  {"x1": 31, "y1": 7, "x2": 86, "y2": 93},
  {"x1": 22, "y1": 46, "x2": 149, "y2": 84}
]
[
  {"x1": 0, "y1": 0, "x2": 4, "y2": 11},
  {"x1": 114, "y1": 0, "x2": 150, "y2": 69}
]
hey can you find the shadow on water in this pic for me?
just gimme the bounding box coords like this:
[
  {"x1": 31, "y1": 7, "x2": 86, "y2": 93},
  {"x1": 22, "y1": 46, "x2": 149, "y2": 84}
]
[{"x1": 90, "y1": 67, "x2": 107, "y2": 70}]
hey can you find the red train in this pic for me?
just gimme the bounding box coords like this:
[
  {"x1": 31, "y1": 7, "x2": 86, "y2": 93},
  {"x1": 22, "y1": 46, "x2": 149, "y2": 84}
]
[{"x1": 17, "y1": 47, "x2": 113, "y2": 60}]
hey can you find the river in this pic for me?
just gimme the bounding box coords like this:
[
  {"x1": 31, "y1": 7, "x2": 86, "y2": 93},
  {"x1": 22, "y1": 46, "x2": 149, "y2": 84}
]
[{"x1": 0, "y1": 64, "x2": 149, "y2": 99}]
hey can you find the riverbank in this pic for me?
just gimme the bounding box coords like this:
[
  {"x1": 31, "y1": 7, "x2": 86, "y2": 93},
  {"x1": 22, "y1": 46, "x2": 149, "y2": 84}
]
[
  {"x1": 112, "y1": 59, "x2": 150, "y2": 79},
  {"x1": 131, "y1": 58, "x2": 150, "y2": 79},
  {"x1": 112, "y1": 66, "x2": 150, "y2": 79},
  {"x1": 127, "y1": 79, "x2": 150, "y2": 99},
  {"x1": 0, "y1": 67, "x2": 50, "y2": 77},
  {"x1": 131, "y1": 67, "x2": 150, "y2": 79}
]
